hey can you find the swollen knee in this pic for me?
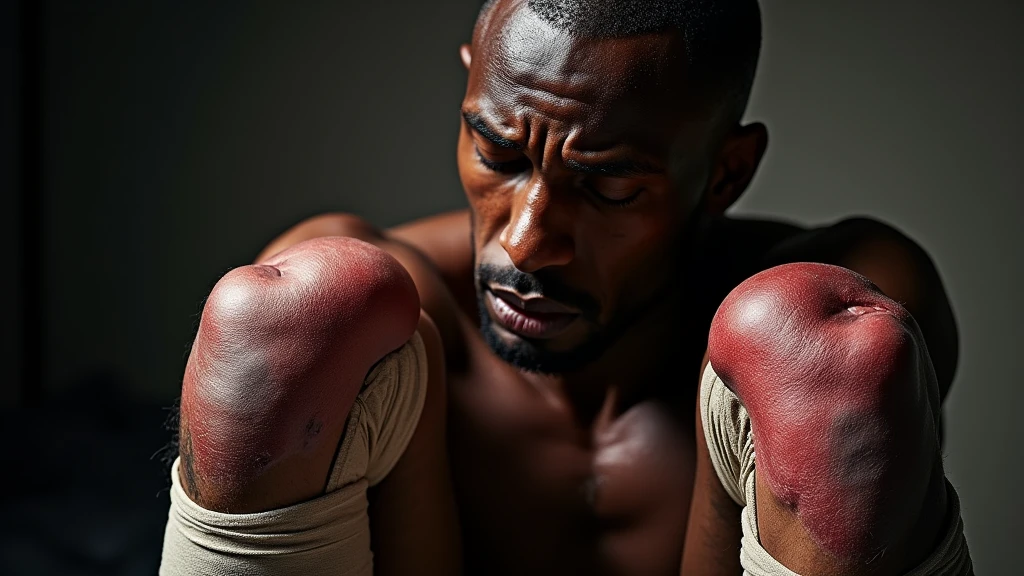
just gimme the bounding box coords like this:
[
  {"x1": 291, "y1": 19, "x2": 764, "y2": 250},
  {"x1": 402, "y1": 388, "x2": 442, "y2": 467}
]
[
  {"x1": 180, "y1": 236, "x2": 421, "y2": 512},
  {"x1": 708, "y1": 262, "x2": 941, "y2": 557}
]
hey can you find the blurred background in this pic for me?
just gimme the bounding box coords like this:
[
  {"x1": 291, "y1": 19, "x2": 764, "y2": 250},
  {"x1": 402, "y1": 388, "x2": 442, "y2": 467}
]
[{"x1": 2, "y1": 0, "x2": 1021, "y2": 573}]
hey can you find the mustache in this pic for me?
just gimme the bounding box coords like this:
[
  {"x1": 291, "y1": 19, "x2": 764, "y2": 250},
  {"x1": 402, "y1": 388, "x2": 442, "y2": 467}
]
[{"x1": 476, "y1": 264, "x2": 600, "y2": 316}]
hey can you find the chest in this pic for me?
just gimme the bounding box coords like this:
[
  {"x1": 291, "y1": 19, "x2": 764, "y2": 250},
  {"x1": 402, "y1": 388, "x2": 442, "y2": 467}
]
[{"x1": 446, "y1": 351, "x2": 697, "y2": 575}]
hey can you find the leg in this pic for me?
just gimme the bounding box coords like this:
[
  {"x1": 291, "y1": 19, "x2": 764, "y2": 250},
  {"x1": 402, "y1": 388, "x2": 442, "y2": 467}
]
[
  {"x1": 682, "y1": 351, "x2": 743, "y2": 575},
  {"x1": 161, "y1": 235, "x2": 460, "y2": 575},
  {"x1": 707, "y1": 263, "x2": 970, "y2": 575},
  {"x1": 178, "y1": 236, "x2": 420, "y2": 513}
]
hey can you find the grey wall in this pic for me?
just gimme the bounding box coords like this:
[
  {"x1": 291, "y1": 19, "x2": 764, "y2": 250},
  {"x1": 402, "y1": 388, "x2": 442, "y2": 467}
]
[{"x1": 27, "y1": 0, "x2": 1022, "y2": 572}]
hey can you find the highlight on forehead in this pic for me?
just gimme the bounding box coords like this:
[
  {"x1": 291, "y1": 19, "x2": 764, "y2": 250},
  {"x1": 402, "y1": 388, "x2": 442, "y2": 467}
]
[
  {"x1": 477, "y1": 6, "x2": 682, "y2": 111},
  {"x1": 529, "y1": 0, "x2": 690, "y2": 39},
  {"x1": 474, "y1": 0, "x2": 763, "y2": 125}
]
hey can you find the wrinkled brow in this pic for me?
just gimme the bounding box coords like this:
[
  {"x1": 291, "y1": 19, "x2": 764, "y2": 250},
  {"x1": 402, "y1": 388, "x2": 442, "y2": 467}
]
[{"x1": 462, "y1": 112, "x2": 522, "y2": 150}]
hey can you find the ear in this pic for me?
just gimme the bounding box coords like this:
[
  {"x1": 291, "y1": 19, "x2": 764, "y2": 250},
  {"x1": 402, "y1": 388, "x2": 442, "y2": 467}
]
[
  {"x1": 460, "y1": 43, "x2": 472, "y2": 70},
  {"x1": 703, "y1": 122, "x2": 768, "y2": 215}
]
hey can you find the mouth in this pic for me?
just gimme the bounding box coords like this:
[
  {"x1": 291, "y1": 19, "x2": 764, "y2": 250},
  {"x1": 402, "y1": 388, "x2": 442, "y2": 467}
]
[{"x1": 485, "y1": 288, "x2": 581, "y2": 339}]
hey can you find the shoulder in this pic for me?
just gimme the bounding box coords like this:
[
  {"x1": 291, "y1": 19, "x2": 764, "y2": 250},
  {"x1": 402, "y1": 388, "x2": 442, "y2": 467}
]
[
  {"x1": 389, "y1": 210, "x2": 476, "y2": 319},
  {"x1": 715, "y1": 215, "x2": 950, "y2": 309},
  {"x1": 388, "y1": 209, "x2": 473, "y2": 273},
  {"x1": 715, "y1": 214, "x2": 941, "y2": 276},
  {"x1": 762, "y1": 216, "x2": 948, "y2": 311}
]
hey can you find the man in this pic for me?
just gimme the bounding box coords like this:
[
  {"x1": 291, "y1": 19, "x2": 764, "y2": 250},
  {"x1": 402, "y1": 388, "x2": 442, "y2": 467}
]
[{"x1": 160, "y1": 0, "x2": 971, "y2": 574}]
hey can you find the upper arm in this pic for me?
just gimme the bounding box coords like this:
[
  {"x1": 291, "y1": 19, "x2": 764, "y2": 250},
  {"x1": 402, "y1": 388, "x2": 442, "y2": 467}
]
[
  {"x1": 681, "y1": 351, "x2": 743, "y2": 576},
  {"x1": 368, "y1": 311, "x2": 461, "y2": 576}
]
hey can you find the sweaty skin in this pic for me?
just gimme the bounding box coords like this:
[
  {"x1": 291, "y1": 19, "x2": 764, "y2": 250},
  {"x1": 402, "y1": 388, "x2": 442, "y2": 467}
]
[
  {"x1": 709, "y1": 263, "x2": 944, "y2": 561},
  {"x1": 239, "y1": 1, "x2": 959, "y2": 574},
  {"x1": 182, "y1": 237, "x2": 421, "y2": 512},
  {"x1": 179, "y1": 235, "x2": 461, "y2": 576}
]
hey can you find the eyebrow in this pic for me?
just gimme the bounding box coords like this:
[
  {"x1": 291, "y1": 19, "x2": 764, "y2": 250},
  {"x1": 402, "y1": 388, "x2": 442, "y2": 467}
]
[
  {"x1": 462, "y1": 110, "x2": 663, "y2": 177},
  {"x1": 462, "y1": 112, "x2": 522, "y2": 150}
]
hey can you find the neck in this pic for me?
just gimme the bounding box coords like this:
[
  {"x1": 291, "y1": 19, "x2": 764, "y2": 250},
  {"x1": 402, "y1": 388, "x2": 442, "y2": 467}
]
[
  {"x1": 521, "y1": 279, "x2": 699, "y2": 426},
  {"x1": 513, "y1": 218, "x2": 715, "y2": 425}
]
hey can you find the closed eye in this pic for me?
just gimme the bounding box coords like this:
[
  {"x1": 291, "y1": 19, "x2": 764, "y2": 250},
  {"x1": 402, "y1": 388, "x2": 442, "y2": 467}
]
[
  {"x1": 476, "y1": 147, "x2": 530, "y2": 174},
  {"x1": 595, "y1": 189, "x2": 643, "y2": 208},
  {"x1": 579, "y1": 177, "x2": 645, "y2": 208}
]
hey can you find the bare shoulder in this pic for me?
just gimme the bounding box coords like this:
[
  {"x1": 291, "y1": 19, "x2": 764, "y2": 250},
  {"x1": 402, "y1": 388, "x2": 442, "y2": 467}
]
[
  {"x1": 256, "y1": 212, "x2": 385, "y2": 263},
  {"x1": 719, "y1": 214, "x2": 947, "y2": 280},
  {"x1": 389, "y1": 210, "x2": 476, "y2": 318},
  {"x1": 388, "y1": 209, "x2": 473, "y2": 274}
]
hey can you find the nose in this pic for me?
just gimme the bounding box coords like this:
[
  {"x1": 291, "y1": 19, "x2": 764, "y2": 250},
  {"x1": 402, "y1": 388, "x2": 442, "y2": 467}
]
[{"x1": 499, "y1": 179, "x2": 575, "y2": 273}]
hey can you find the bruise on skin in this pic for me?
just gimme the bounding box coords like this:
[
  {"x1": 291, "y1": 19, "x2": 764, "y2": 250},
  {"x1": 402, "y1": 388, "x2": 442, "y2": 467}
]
[
  {"x1": 252, "y1": 451, "x2": 272, "y2": 470},
  {"x1": 710, "y1": 263, "x2": 938, "y2": 560},
  {"x1": 303, "y1": 416, "x2": 324, "y2": 448},
  {"x1": 178, "y1": 417, "x2": 201, "y2": 502}
]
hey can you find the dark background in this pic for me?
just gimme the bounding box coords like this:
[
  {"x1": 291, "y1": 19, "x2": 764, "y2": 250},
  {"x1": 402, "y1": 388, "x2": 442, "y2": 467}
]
[{"x1": 3, "y1": 0, "x2": 1021, "y2": 573}]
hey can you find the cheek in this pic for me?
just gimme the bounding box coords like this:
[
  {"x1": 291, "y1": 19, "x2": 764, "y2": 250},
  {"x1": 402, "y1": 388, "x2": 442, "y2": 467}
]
[
  {"x1": 587, "y1": 217, "x2": 683, "y2": 312},
  {"x1": 458, "y1": 135, "x2": 520, "y2": 252},
  {"x1": 456, "y1": 130, "x2": 478, "y2": 198},
  {"x1": 470, "y1": 196, "x2": 512, "y2": 257}
]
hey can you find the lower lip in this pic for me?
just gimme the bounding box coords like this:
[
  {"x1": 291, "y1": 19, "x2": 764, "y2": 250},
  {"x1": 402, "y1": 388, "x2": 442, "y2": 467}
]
[{"x1": 487, "y1": 291, "x2": 579, "y2": 339}]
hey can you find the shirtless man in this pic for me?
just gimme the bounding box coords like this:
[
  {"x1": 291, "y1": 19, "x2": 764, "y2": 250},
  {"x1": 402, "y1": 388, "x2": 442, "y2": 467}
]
[{"x1": 160, "y1": 1, "x2": 971, "y2": 574}]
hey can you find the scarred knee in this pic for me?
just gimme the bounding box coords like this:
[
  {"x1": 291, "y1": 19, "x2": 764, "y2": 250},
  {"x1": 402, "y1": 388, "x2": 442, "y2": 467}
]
[
  {"x1": 180, "y1": 235, "x2": 420, "y2": 512},
  {"x1": 708, "y1": 262, "x2": 944, "y2": 565}
]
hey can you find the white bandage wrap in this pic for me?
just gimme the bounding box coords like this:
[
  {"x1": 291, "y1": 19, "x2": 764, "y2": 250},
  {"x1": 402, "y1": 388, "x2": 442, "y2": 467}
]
[
  {"x1": 699, "y1": 362, "x2": 973, "y2": 576},
  {"x1": 159, "y1": 331, "x2": 429, "y2": 576}
]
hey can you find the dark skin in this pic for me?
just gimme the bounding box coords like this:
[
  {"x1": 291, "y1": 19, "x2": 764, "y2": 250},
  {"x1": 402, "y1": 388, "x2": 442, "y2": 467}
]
[{"x1": 258, "y1": 1, "x2": 959, "y2": 574}]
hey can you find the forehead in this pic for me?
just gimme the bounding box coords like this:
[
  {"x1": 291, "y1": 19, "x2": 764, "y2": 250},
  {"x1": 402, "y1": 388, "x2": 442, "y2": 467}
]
[{"x1": 468, "y1": 2, "x2": 706, "y2": 150}]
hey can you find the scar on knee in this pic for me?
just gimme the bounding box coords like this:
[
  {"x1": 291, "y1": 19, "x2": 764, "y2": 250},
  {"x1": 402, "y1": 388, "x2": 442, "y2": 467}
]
[
  {"x1": 303, "y1": 417, "x2": 324, "y2": 448},
  {"x1": 253, "y1": 264, "x2": 282, "y2": 278},
  {"x1": 179, "y1": 428, "x2": 201, "y2": 501},
  {"x1": 827, "y1": 411, "x2": 890, "y2": 486}
]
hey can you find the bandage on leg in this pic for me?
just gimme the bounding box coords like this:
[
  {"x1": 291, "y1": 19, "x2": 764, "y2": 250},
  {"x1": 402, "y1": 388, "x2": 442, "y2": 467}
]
[
  {"x1": 699, "y1": 362, "x2": 972, "y2": 576},
  {"x1": 159, "y1": 332, "x2": 428, "y2": 576}
]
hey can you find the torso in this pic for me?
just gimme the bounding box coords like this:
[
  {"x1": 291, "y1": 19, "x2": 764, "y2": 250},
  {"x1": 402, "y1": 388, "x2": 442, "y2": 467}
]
[
  {"x1": 399, "y1": 212, "x2": 808, "y2": 575},
  {"x1": 447, "y1": 322, "x2": 698, "y2": 576}
]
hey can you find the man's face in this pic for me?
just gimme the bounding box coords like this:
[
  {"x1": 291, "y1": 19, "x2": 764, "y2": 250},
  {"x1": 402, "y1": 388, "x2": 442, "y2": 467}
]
[{"x1": 458, "y1": 2, "x2": 727, "y2": 373}]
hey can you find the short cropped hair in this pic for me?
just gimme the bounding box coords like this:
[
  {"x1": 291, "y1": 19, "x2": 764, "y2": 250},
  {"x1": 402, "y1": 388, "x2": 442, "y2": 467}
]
[{"x1": 478, "y1": 0, "x2": 762, "y2": 125}]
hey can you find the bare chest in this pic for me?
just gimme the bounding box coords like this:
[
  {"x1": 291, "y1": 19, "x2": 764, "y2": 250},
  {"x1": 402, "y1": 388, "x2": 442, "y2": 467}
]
[{"x1": 447, "y1": 355, "x2": 697, "y2": 576}]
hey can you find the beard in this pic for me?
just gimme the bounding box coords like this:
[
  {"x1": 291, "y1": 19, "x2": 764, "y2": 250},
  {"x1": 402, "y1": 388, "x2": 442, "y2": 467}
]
[
  {"x1": 476, "y1": 295, "x2": 612, "y2": 375},
  {"x1": 467, "y1": 211, "x2": 697, "y2": 376},
  {"x1": 474, "y1": 263, "x2": 637, "y2": 375}
]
